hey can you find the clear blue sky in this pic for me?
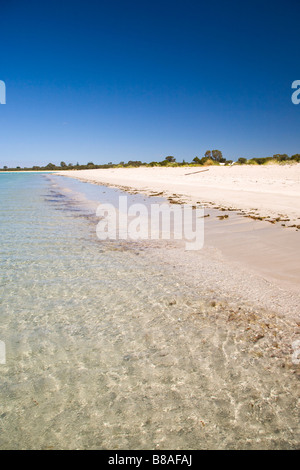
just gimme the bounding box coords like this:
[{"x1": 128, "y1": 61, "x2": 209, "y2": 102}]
[{"x1": 1, "y1": 0, "x2": 300, "y2": 167}]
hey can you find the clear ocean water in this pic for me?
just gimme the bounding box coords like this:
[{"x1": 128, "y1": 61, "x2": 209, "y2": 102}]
[{"x1": 0, "y1": 172, "x2": 299, "y2": 449}]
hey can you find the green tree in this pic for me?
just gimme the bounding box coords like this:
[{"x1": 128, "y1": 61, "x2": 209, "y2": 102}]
[
  {"x1": 127, "y1": 160, "x2": 142, "y2": 167},
  {"x1": 211, "y1": 150, "x2": 224, "y2": 162},
  {"x1": 273, "y1": 154, "x2": 289, "y2": 162},
  {"x1": 60, "y1": 161, "x2": 67, "y2": 167},
  {"x1": 165, "y1": 156, "x2": 176, "y2": 163},
  {"x1": 46, "y1": 163, "x2": 56, "y2": 170}
]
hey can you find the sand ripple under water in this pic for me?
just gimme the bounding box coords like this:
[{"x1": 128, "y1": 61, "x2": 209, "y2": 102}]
[{"x1": 0, "y1": 173, "x2": 299, "y2": 449}]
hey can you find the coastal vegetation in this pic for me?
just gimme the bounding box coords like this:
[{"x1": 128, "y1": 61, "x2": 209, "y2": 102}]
[{"x1": 2, "y1": 151, "x2": 300, "y2": 171}]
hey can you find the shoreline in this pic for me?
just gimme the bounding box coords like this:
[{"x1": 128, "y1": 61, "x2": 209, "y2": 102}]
[
  {"x1": 56, "y1": 166, "x2": 300, "y2": 317},
  {"x1": 52, "y1": 171, "x2": 300, "y2": 387},
  {"x1": 49, "y1": 172, "x2": 300, "y2": 376},
  {"x1": 58, "y1": 165, "x2": 300, "y2": 226}
]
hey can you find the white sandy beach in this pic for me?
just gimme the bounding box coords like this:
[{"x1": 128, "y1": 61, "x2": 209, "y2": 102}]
[{"x1": 59, "y1": 164, "x2": 300, "y2": 224}]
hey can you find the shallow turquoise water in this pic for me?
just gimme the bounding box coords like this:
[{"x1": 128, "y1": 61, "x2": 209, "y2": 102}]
[{"x1": 0, "y1": 173, "x2": 299, "y2": 449}]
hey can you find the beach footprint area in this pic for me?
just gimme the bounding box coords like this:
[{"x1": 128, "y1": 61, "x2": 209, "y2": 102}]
[{"x1": 0, "y1": 173, "x2": 299, "y2": 449}]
